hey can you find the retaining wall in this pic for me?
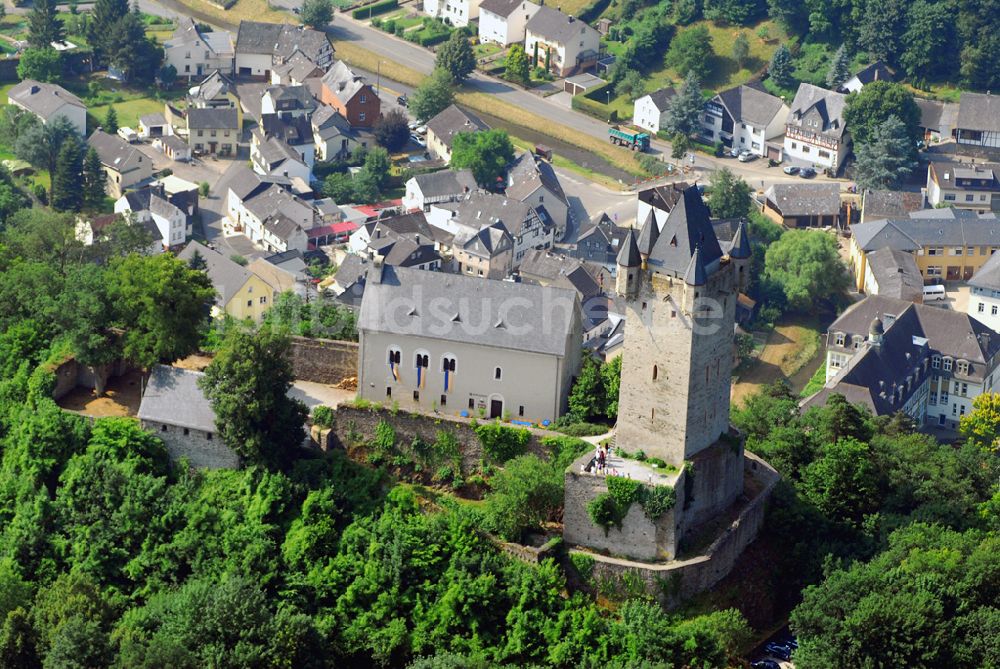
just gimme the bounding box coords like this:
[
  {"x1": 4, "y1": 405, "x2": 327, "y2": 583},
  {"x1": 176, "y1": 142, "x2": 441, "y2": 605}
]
[{"x1": 288, "y1": 336, "x2": 358, "y2": 385}]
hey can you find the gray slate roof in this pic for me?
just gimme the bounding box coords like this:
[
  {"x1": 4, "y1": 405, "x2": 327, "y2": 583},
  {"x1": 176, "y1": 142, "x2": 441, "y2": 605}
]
[
  {"x1": 638, "y1": 180, "x2": 688, "y2": 212},
  {"x1": 861, "y1": 189, "x2": 926, "y2": 222},
  {"x1": 425, "y1": 104, "x2": 489, "y2": 152},
  {"x1": 8, "y1": 79, "x2": 85, "y2": 119},
  {"x1": 438, "y1": 191, "x2": 537, "y2": 237},
  {"x1": 236, "y1": 20, "x2": 283, "y2": 54},
  {"x1": 359, "y1": 265, "x2": 579, "y2": 356},
  {"x1": 714, "y1": 84, "x2": 786, "y2": 128},
  {"x1": 321, "y1": 61, "x2": 371, "y2": 105},
  {"x1": 526, "y1": 6, "x2": 599, "y2": 45},
  {"x1": 177, "y1": 240, "x2": 253, "y2": 306},
  {"x1": 787, "y1": 83, "x2": 847, "y2": 139},
  {"x1": 138, "y1": 364, "x2": 216, "y2": 432},
  {"x1": 848, "y1": 61, "x2": 895, "y2": 86},
  {"x1": 479, "y1": 0, "x2": 526, "y2": 17},
  {"x1": 853, "y1": 208, "x2": 1000, "y2": 251},
  {"x1": 969, "y1": 250, "x2": 1000, "y2": 291},
  {"x1": 644, "y1": 87, "x2": 676, "y2": 112},
  {"x1": 187, "y1": 107, "x2": 239, "y2": 130},
  {"x1": 617, "y1": 227, "x2": 640, "y2": 267},
  {"x1": 865, "y1": 247, "x2": 923, "y2": 302},
  {"x1": 958, "y1": 92, "x2": 1000, "y2": 133},
  {"x1": 765, "y1": 183, "x2": 841, "y2": 217},
  {"x1": 412, "y1": 169, "x2": 477, "y2": 198},
  {"x1": 636, "y1": 210, "x2": 659, "y2": 256},
  {"x1": 506, "y1": 152, "x2": 567, "y2": 205},
  {"x1": 87, "y1": 130, "x2": 142, "y2": 172},
  {"x1": 647, "y1": 186, "x2": 722, "y2": 277}
]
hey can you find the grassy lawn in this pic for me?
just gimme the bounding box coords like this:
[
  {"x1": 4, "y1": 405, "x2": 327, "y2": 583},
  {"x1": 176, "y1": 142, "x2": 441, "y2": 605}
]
[
  {"x1": 473, "y1": 42, "x2": 503, "y2": 59},
  {"x1": 510, "y1": 136, "x2": 622, "y2": 189},
  {"x1": 552, "y1": 0, "x2": 593, "y2": 17},
  {"x1": 90, "y1": 98, "x2": 168, "y2": 130},
  {"x1": 171, "y1": 0, "x2": 290, "y2": 27},
  {"x1": 381, "y1": 10, "x2": 422, "y2": 29}
]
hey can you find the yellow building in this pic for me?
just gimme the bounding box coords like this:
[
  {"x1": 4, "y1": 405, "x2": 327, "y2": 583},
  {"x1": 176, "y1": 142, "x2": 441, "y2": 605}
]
[
  {"x1": 177, "y1": 241, "x2": 275, "y2": 322},
  {"x1": 850, "y1": 209, "x2": 1000, "y2": 290}
]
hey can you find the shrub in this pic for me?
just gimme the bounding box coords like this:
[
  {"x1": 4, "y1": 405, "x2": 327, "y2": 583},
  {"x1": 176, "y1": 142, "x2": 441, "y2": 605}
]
[
  {"x1": 373, "y1": 419, "x2": 396, "y2": 453},
  {"x1": 311, "y1": 405, "x2": 334, "y2": 428},
  {"x1": 588, "y1": 476, "x2": 676, "y2": 530},
  {"x1": 569, "y1": 552, "x2": 595, "y2": 581},
  {"x1": 550, "y1": 420, "x2": 608, "y2": 437},
  {"x1": 587, "y1": 493, "x2": 620, "y2": 532},
  {"x1": 351, "y1": 0, "x2": 397, "y2": 18},
  {"x1": 541, "y1": 435, "x2": 591, "y2": 471},
  {"x1": 483, "y1": 454, "x2": 562, "y2": 540},
  {"x1": 474, "y1": 420, "x2": 530, "y2": 463},
  {"x1": 641, "y1": 486, "x2": 676, "y2": 519}
]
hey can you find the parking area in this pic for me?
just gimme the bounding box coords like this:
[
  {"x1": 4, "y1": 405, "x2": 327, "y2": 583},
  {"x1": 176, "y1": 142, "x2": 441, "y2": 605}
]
[{"x1": 921, "y1": 283, "x2": 970, "y2": 313}]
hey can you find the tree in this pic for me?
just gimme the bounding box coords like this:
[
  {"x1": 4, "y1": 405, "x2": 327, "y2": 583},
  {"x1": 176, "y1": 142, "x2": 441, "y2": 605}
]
[
  {"x1": 107, "y1": 253, "x2": 214, "y2": 369},
  {"x1": 857, "y1": 0, "x2": 906, "y2": 64},
  {"x1": 825, "y1": 44, "x2": 850, "y2": 90},
  {"x1": 435, "y1": 31, "x2": 475, "y2": 82},
  {"x1": 409, "y1": 68, "x2": 454, "y2": 123},
  {"x1": 901, "y1": 0, "x2": 957, "y2": 81},
  {"x1": 51, "y1": 137, "x2": 83, "y2": 212},
  {"x1": 704, "y1": 0, "x2": 763, "y2": 25},
  {"x1": 14, "y1": 116, "x2": 76, "y2": 197},
  {"x1": 157, "y1": 63, "x2": 177, "y2": 88},
  {"x1": 483, "y1": 455, "x2": 563, "y2": 540},
  {"x1": 449, "y1": 129, "x2": 514, "y2": 188},
  {"x1": 764, "y1": 230, "x2": 848, "y2": 311},
  {"x1": 81, "y1": 148, "x2": 107, "y2": 210},
  {"x1": 853, "y1": 115, "x2": 918, "y2": 191},
  {"x1": 663, "y1": 70, "x2": 703, "y2": 137},
  {"x1": 960, "y1": 392, "x2": 1000, "y2": 453},
  {"x1": 27, "y1": 0, "x2": 64, "y2": 49},
  {"x1": 199, "y1": 326, "x2": 309, "y2": 468},
  {"x1": 505, "y1": 43, "x2": 529, "y2": 84},
  {"x1": 103, "y1": 106, "x2": 119, "y2": 134},
  {"x1": 842, "y1": 81, "x2": 921, "y2": 149},
  {"x1": 0, "y1": 608, "x2": 39, "y2": 669},
  {"x1": 614, "y1": 68, "x2": 646, "y2": 101},
  {"x1": 300, "y1": 0, "x2": 333, "y2": 28},
  {"x1": 801, "y1": 437, "x2": 881, "y2": 525},
  {"x1": 767, "y1": 0, "x2": 807, "y2": 35},
  {"x1": 87, "y1": 0, "x2": 129, "y2": 65},
  {"x1": 106, "y1": 12, "x2": 163, "y2": 83},
  {"x1": 600, "y1": 355, "x2": 621, "y2": 419},
  {"x1": 15, "y1": 48, "x2": 62, "y2": 83},
  {"x1": 732, "y1": 32, "x2": 750, "y2": 69},
  {"x1": 362, "y1": 146, "x2": 391, "y2": 188},
  {"x1": 373, "y1": 109, "x2": 410, "y2": 152},
  {"x1": 568, "y1": 356, "x2": 605, "y2": 422},
  {"x1": 666, "y1": 25, "x2": 713, "y2": 80},
  {"x1": 768, "y1": 43, "x2": 793, "y2": 89},
  {"x1": 707, "y1": 167, "x2": 751, "y2": 218}
]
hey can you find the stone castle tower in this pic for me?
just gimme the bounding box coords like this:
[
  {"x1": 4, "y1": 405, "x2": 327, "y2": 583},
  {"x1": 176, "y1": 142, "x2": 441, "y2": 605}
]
[{"x1": 563, "y1": 186, "x2": 752, "y2": 562}]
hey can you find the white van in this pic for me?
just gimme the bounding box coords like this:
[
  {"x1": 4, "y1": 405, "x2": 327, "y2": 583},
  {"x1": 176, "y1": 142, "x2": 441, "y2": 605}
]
[{"x1": 923, "y1": 284, "x2": 946, "y2": 301}]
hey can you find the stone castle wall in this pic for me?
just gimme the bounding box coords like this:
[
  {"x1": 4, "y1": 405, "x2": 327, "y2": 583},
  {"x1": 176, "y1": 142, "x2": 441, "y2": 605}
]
[
  {"x1": 288, "y1": 337, "x2": 358, "y2": 385},
  {"x1": 575, "y1": 451, "x2": 779, "y2": 610}
]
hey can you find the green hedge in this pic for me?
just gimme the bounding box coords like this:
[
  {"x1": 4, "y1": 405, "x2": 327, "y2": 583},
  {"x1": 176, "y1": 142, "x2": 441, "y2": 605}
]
[{"x1": 351, "y1": 0, "x2": 398, "y2": 19}]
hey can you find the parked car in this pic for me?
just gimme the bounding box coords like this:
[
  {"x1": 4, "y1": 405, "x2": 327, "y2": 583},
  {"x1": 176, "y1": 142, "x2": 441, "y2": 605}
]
[
  {"x1": 728, "y1": 147, "x2": 741, "y2": 158},
  {"x1": 117, "y1": 126, "x2": 138, "y2": 143},
  {"x1": 783, "y1": 165, "x2": 799, "y2": 175},
  {"x1": 397, "y1": 94, "x2": 408, "y2": 106},
  {"x1": 415, "y1": 125, "x2": 427, "y2": 136},
  {"x1": 751, "y1": 661, "x2": 780, "y2": 669},
  {"x1": 738, "y1": 151, "x2": 756, "y2": 163},
  {"x1": 410, "y1": 134, "x2": 426, "y2": 148},
  {"x1": 764, "y1": 642, "x2": 792, "y2": 660},
  {"x1": 798, "y1": 167, "x2": 817, "y2": 178}
]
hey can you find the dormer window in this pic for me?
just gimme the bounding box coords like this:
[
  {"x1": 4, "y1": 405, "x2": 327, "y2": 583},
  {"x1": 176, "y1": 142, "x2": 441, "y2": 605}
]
[
  {"x1": 957, "y1": 360, "x2": 969, "y2": 375},
  {"x1": 942, "y1": 357, "x2": 953, "y2": 372},
  {"x1": 834, "y1": 332, "x2": 845, "y2": 346},
  {"x1": 932, "y1": 355, "x2": 940, "y2": 369}
]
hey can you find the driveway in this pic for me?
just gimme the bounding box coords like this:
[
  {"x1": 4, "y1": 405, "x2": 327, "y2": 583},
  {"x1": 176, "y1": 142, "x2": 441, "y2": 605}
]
[{"x1": 553, "y1": 164, "x2": 635, "y2": 236}]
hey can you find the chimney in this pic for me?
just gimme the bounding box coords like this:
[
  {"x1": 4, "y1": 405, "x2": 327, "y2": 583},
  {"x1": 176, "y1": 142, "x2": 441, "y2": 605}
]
[{"x1": 29, "y1": 84, "x2": 39, "y2": 94}]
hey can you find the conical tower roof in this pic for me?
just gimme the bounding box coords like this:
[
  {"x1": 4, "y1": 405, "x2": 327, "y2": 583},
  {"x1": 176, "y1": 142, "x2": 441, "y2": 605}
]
[
  {"x1": 729, "y1": 219, "x2": 751, "y2": 259},
  {"x1": 617, "y1": 227, "x2": 641, "y2": 268},
  {"x1": 636, "y1": 210, "x2": 660, "y2": 256},
  {"x1": 684, "y1": 244, "x2": 707, "y2": 286}
]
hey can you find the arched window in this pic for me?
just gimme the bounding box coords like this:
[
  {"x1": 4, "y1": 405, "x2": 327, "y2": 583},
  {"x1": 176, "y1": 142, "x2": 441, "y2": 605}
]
[
  {"x1": 387, "y1": 347, "x2": 402, "y2": 381},
  {"x1": 442, "y1": 355, "x2": 456, "y2": 373},
  {"x1": 495, "y1": 367, "x2": 502, "y2": 380},
  {"x1": 652, "y1": 365, "x2": 658, "y2": 381}
]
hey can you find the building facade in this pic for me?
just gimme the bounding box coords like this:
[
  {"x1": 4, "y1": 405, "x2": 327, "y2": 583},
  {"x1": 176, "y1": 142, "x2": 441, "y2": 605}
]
[
  {"x1": 926, "y1": 162, "x2": 1000, "y2": 215},
  {"x1": 478, "y1": 0, "x2": 540, "y2": 45},
  {"x1": 524, "y1": 7, "x2": 600, "y2": 78},
  {"x1": 783, "y1": 83, "x2": 849, "y2": 171}
]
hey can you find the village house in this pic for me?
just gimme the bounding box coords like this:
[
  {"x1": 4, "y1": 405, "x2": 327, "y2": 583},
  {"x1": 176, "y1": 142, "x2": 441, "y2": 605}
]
[
  {"x1": 153, "y1": 135, "x2": 193, "y2": 162},
  {"x1": 163, "y1": 17, "x2": 235, "y2": 80},
  {"x1": 87, "y1": 130, "x2": 153, "y2": 198},
  {"x1": 452, "y1": 223, "x2": 513, "y2": 278},
  {"x1": 700, "y1": 84, "x2": 789, "y2": 160},
  {"x1": 311, "y1": 105, "x2": 360, "y2": 161},
  {"x1": 185, "y1": 108, "x2": 239, "y2": 156},
  {"x1": 137, "y1": 113, "x2": 170, "y2": 141},
  {"x1": 849, "y1": 208, "x2": 1000, "y2": 285},
  {"x1": 762, "y1": 182, "x2": 842, "y2": 228},
  {"x1": 357, "y1": 264, "x2": 582, "y2": 422},
  {"x1": 74, "y1": 213, "x2": 163, "y2": 254},
  {"x1": 424, "y1": 0, "x2": 482, "y2": 28},
  {"x1": 226, "y1": 168, "x2": 314, "y2": 253},
  {"x1": 783, "y1": 83, "x2": 850, "y2": 172},
  {"x1": 925, "y1": 162, "x2": 1000, "y2": 215},
  {"x1": 968, "y1": 251, "x2": 1000, "y2": 332},
  {"x1": 270, "y1": 52, "x2": 324, "y2": 86},
  {"x1": 838, "y1": 61, "x2": 895, "y2": 93},
  {"x1": 631, "y1": 87, "x2": 675, "y2": 134},
  {"x1": 251, "y1": 136, "x2": 312, "y2": 182},
  {"x1": 425, "y1": 104, "x2": 489, "y2": 163},
  {"x1": 524, "y1": 7, "x2": 600, "y2": 77},
  {"x1": 571, "y1": 214, "x2": 626, "y2": 268},
  {"x1": 428, "y1": 191, "x2": 551, "y2": 268},
  {"x1": 179, "y1": 241, "x2": 277, "y2": 322},
  {"x1": 955, "y1": 92, "x2": 1000, "y2": 149},
  {"x1": 235, "y1": 20, "x2": 333, "y2": 78},
  {"x1": 402, "y1": 169, "x2": 477, "y2": 212},
  {"x1": 505, "y1": 152, "x2": 570, "y2": 241},
  {"x1": 188, "y1": 70, "x2": 241, "y2": 116},
  {"x1": 517, "y1": 248, "x2": 604, "y2": 302},
  {"x1": 916, "y1": 98, "x2": 958, "y2": 143},
  {"x1": 860, "y1": 189, "x2": 926, "y2": 223},
  {"x1": 861, "y1": 247, "x2": 924, "y2": 302},
  {"x1": 636, "y1": 180, "x2": 688, "y2": 230},
  {"x1": 8, "y1": 79, "x2": 86, "y2": 136},
  {"x1": 114, "y1": 185, "x2": 190, "y2": 250},
  {"x1": 808, "y1": 295, "x2": 1000, "y2": 432},
  {"x1": 319, "y1": 61, "x2": 380, "y2": 128},
  {"x1": 261, "y1": 84, "x2": 317, "y2": 120},
  {"x1": 478, "y1": 0, "x2": 540, "y2": 45}
]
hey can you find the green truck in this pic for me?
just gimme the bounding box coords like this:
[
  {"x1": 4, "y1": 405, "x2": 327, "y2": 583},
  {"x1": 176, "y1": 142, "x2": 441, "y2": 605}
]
[{"x1": 608, "y1": 126, "x2": 650, "y2": 152}]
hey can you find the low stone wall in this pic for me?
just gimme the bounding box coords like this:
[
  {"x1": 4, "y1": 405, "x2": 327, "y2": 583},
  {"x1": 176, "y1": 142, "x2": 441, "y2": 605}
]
[
  {"x1": 49, "y1": 357, "x2": 129, "y2": 400},
  {"x1": 330, "y1": 404, "x2": 556, "y2": 473},
  {"x1": 572, "y1": 451, "x2": 779, "y2": 610},
  {"x1": 288, "y1": 337, "x2": 358, "y2": 385},
  {"x1": 143, "y1": 419, "x2": 241, "y2": 470}
]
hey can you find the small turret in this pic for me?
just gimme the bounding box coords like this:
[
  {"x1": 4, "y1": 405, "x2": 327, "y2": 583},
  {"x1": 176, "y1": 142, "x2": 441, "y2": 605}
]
[
  {"x1": 869, "y1": 315, "x2": 884, "y2": 347},
  {"x1": 616, "y1": 227, "x2": 642, "y2": 298},
  {"x1": 636, "y1": 210, "x2": 660, "y2": 269},
  {"x1": 729, "y1": 219, "x2": 751, "y2": 292},
  {"x1": 684, "y1": 244, "x2": 707, "y2": 286}
]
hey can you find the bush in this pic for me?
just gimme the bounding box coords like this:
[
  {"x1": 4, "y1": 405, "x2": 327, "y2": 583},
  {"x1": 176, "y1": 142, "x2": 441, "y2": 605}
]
[
  {"x1": 373, "y1": 419, "x2": 396, "y2": 453},
  {"x1": 588, "y1": 476, "x2": 676, "y2": 531},
  {"x1": 641, "y1": 486, "x2": 676, "y2": 519},
  {"x1": 550, "y1": 420, "x2": 608, "y2": 437},
  {"x1": 312, "y1": 406, "x2": 334, "y2": 428},
  {"x1": 474, "y1": 420, "x2": 530, "y2": 462},
  {"x1": 483, "y1": 454, "x2": 562, "y2": 541},
  {"x1": 541, "y1": 435, "x2": 591, "y2": 470},
  {"x1": 351, "y1": 0, "x2": 397, "y2": 18}
]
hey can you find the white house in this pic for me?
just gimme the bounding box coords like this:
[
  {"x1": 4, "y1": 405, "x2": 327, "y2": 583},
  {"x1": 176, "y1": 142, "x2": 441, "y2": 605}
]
[
  {"x1": 478, "y1": 0, "x2": 540, "y2": 45},
  {"x1": 783, "y1": 83, "x2": 850, "y2": 171},
  {"x1": 969, "y1": 251, "x2": 1000, "y2": 331},
  {"x1": 423, "y1": 0, "x2": 482, "y2": 28},
  {"x1": 163, "y1": 17, "x2": 235, "y2": 80},
  {"x1": 839, "y1": 61, "x2": 895, "y2": 94},
  {"x1": 505, "y1": 152, "x2": 570, "y2": 241},
  {"x1": 115, "y1": 186, "x2": 189, "y2": 249},
  {"x1": 251, "y1": 136, "x2": 313, "y2": 182},
  {"x1": 700, "y1": 84, "x2": 789, "y2": 159},
  {"x1": 402, "y1": 169, "x2": 477, "y2": 212},
  {"x1": 227, "y1": 169, "x2": 314, "y2": 253},
  {"x1": 632, "y1": 87, "x2": 676, "y2": 134},
  {"x1": 311, "y1": 105, "x2": 360, "y2": 162},
  {"x1": 525, "y1": 7, "x2": 601, "y2": 77},
  {"x1": 7, "y1": 79, "x2": 87, "y2": 136}
]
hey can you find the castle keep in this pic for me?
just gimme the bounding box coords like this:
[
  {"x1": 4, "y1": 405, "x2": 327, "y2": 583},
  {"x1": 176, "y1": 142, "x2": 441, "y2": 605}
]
[{"x1": 563, "y1": 186, "x2": 753, "y2": 562}]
